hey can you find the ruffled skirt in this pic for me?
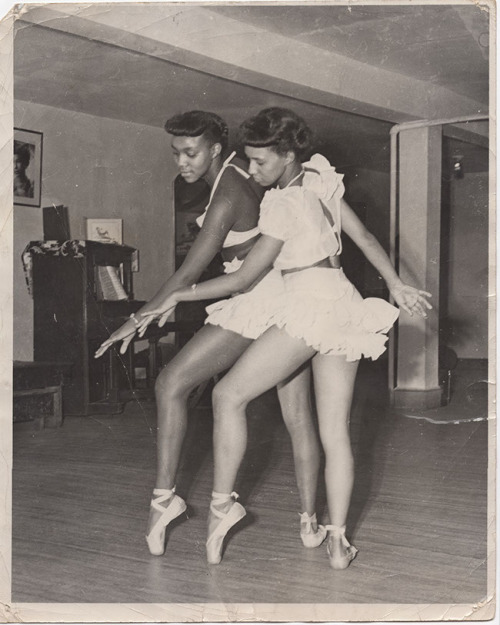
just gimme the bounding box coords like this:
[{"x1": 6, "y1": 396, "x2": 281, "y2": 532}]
[
  {"x1": 205, "y1": 262, "x2": 399, "y2": 361},
  {"x1": 205, "y1": 259, "x2": 286, "y2": 340},
  {"x1": 269, "y1": 267, "x2": 400, "y2": 361}
]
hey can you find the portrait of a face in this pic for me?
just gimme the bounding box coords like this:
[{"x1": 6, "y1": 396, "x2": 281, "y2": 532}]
[{"x1": 14, "y1": 129, "x2": 43, "y2": 207}]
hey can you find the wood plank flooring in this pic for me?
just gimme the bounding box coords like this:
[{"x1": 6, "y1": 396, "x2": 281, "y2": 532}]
[{"x1": 12, "y1": 361, "x2": 489, "y2": 606}]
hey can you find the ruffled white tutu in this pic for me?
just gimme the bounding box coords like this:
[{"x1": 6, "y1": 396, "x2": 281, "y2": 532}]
[
  {"x1": 205, "y1": 259, "x2": 285, "y2": 340},
  {"x1": 267, "y1": 267, "x2": 399, "y2": 361},
  {"x1": 206, "y1": 262, "x2": 399, "y2": 361}
]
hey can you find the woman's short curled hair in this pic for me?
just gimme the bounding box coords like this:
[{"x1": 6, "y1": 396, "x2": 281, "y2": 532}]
[
  {"x1": 165, "y1": 111, "x2": 228, "y2": 151},
  {"x1": 239, "y1": 108, "x2": 313, "y2": 160}
]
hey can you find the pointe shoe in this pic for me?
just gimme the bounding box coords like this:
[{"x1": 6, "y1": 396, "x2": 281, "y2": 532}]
[
  {"x1": 146, "y1": 487, "x2": 187, "y2": 556},
  {"x1": 206, "y1": 491, "x2": 246, "y2": 565},
  {"x1": 299, "y1": 512, "x2": 327, "y2": 548},
  {"x1": 325, "y1": 525, "x2": 358, "y2": 570}
]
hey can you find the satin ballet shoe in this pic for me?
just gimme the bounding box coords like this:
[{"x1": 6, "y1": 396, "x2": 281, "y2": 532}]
[
  {"x1": 325, "y1": 525, "x2": 358, "y2": 570},
  {"x1": 206, "y1": 491, "x2": 246, "y2": 565},
  {"x1": 146, "y1": 487, "x2": 187, "y2": 556},
  {"x1": 299, "y1": 512, "x2": 327, "y2": 548}
]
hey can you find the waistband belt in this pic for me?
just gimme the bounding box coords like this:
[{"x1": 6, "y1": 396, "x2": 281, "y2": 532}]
[{"x1": 281, "y1": 256, "x2": 341, "y2": 275}]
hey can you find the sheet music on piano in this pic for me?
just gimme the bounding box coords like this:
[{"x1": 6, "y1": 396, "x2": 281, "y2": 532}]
[{"x1": 96, "y1": 265, "x2": 128, "y2": 301}]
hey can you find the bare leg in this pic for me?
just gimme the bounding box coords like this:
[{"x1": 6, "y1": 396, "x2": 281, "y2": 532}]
[
  {"x1": 208, "y1": 327, "x2": 316, "y2": 558},
  {"x1": 147, "y1": 324, "x2": 252, "y2": 546},
  {"x1": 312, "y1": 353, "x2": 359, "y2": 569},
  {"x1": 277, "y1": 364, "x2": 320, "y2": 517},
  {"x1": 154, "y1": 324, "x2": 252, "y2": 490}
]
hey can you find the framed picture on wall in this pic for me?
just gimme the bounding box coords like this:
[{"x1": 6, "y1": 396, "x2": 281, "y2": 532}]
[
  {"x1": 86, "y1": 218, "x2": 123, "y2": 245},
  {"x1": 14, "y1": 128, "x2": 43, "y2": 207}
]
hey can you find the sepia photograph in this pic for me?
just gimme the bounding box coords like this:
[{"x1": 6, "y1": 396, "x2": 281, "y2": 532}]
[
  {"x1": 14, "y1": 127, "x2": 43, "y2": 207},
  {"x1": 0, "y1": 1, "x2": 494, "y2": 623}
]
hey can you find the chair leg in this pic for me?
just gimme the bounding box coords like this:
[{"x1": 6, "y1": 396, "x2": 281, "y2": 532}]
[
  {"x1": 446, "y1": 369, "x2": 452, "y2": 405},
  {"x1": 148, "y1": 337, "x2": 159, "y2": 387}
]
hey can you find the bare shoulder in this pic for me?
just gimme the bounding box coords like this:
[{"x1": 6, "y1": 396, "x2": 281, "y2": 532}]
[
  {"x1": 217, "y1": 166, "x2": 263, "y2": 205},
  {"x1": 231, "y1": 157, "x2": 266, "y2": 201}
]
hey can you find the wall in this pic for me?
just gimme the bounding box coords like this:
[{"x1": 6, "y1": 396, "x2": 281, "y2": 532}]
[
  {"x1": 446, "y1": 171, "x2": 489, "y2": 359},
  {"x1": 342, "y1": 165, "x2": 488, "y2": 360},
  {"x1": 13, "y1": 100, "x2": 488, "y2": 362},
  {"x1": 14, "y1": 101, "x2": 176, "y2": 360},
  {"x1": 342, "y1": 167, "x2": 391, "y2": 296}
]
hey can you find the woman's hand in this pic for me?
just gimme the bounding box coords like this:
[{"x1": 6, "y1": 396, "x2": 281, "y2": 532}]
[
  {"x1": 135, "y1": 314, "x2": 155, "y2": 338},
  {"x1": 390, "y1": 283, "x2": 433, "y2": 318},
  {"x1": 94, "y1": 321, "x2": 136, "y2": 358},
  {"x1": 138, "y1": 297, "x2": 177, "y2": 330}
]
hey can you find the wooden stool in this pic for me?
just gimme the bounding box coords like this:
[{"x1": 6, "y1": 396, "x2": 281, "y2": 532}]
[{"x1": 13, "y1": 361, "x2": 71, "y2": 428}]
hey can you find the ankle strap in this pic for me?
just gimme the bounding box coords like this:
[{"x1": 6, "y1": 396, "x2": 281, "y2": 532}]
[
  {"x1": 153, "y1": 486, "x2": 176, "y2": 497},
  {"x1": 211, "y1": 491, "x2": 239, "y2": 504},
  {"x1": 299, "y1": 512, "x2": 317, "y2": 532},
  {"x1": 325, "y1": 524, "x2": 346, "y2": 536}
]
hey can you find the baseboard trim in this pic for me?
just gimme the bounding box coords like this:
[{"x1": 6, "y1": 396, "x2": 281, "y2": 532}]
[{"x1": 391, "y1": 386, "x2": 443, "y2": 410}]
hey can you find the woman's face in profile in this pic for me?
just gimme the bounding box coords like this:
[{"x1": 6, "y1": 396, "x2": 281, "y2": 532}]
[
  {"x1": 244, "y1": 146, "x2": 287, "y2": 188},
  {"x1": 171, "y1": 134, "x2": 215, "y2": 183}
]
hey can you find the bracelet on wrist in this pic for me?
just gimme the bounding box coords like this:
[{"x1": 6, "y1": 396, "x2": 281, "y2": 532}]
[{"x1": 129, "y1": 313, "x2": 141, "y2": 327}]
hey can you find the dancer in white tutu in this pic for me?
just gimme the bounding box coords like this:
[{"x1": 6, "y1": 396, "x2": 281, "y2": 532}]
[
  {"x1": 142, "y1": 107, "x2": 432, "y2": 569},
  {"x1": 96, "y1": 111, "x2": 325, "y2": 557}
]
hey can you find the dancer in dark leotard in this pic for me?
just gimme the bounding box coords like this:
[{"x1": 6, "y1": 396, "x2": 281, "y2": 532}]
[{"x1": 96, "y1": 111, "x2": 325, "y2": 557}]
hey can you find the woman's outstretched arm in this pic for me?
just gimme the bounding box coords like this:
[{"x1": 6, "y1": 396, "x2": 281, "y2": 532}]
[
  {"x1": 95, "y1": 196, "x2": 239, "y2": 357},
  {"x1": 338, "y1": 198, "x2": 432, "y2": 317},
  {"x1": 143, "y1": 196, "x2": 236, "y2": 310},
  {"x1": 141, "y1": 235, "x2": 283, "y2": 326}
]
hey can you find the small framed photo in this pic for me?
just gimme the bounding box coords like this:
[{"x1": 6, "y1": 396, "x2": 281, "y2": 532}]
[
  {"x1": 86, "y1": 218, "x2": 123, "y2": 245},
  {"x1": 14, "y1": 128, "x2": 43, "y2": 207}
]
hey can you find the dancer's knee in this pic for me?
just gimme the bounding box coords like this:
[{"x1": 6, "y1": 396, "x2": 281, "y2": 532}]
[
  {"x1": 212, "y1": 378, "x2": 247, "y2": 414},
  {"x1": 155, "y1": 362, "x2": 192, "y2": 403},
  {"x1": 282, "y1": 401, "x2": 315, "y2": 435},
  {"x1": 278, "y1": 385, "x2": 313, "y2": 427},
  {"x1": 320, "y1": 425, "x2": 351, "y2": 456}
]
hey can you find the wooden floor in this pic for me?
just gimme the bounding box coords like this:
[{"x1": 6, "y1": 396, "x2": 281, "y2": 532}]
[{"x1": 12, "y1": 361, "x2": 489, "y2": 606}]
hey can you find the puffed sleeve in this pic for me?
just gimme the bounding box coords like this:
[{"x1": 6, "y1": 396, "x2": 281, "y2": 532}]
[
  {"x1": 302, "y1": 154, "x2": 345, "y2": 203},
  {"x1": 258, "y1": 188, "x2": 303, "y2": 241},
  {"x1": 302, "y1": 154, "x2": 345, "y2": 238}
]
